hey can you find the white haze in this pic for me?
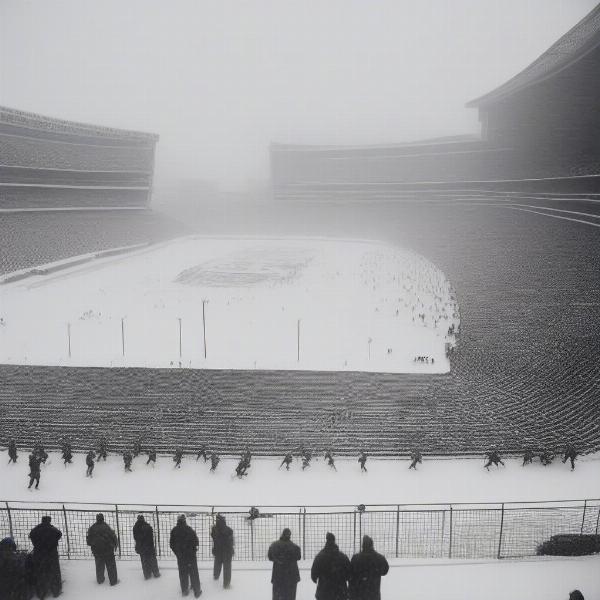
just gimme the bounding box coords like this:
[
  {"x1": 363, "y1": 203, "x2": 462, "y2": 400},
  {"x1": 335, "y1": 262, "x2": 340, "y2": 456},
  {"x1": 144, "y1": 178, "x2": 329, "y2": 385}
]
[{"x1": 0, "y1": 0, "x2": 596, "y2": 190}]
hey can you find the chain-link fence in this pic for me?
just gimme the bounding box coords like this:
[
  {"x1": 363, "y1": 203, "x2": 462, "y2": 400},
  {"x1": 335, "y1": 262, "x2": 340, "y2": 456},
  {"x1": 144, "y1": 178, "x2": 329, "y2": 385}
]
[{"x1": 2, "y1": 499, "x2": 598, "y2": 561}]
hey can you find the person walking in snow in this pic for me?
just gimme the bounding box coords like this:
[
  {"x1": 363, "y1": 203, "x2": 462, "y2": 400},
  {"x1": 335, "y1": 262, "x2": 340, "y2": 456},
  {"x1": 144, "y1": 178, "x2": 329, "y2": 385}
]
[
  {"x1": 324, "y1": 450, "x2": 336, "y2": 471},
  {"x1": 28, "y1": 453, "x2": 42, "y2": 489},
  {"x1": 7, "y1": 439, "x2": 18, "y2": 464},
  {"x1": 210, "y1": 453, "x2": 220, "y2": 473},
  {"x1": 409, "y1": 449, "x2": 422, "y2": 470},
  {"x1": 196, "y1": 446, "x2": 209, "y2": 462},
  {"x1": 280, "y1": 453, "x2": 293, "y2": 471},
  {"x1": 86, "y1": 450, "x2": 96, "y2": 477},
  {"x1": 123, "y1": 451, "x2": 133, "y2": 472},
  {"x1": 562, "y1": 443, "x2": 579, "y2": 471},
  {"x1": 97, "y1": 438, "x2": 108, "y2": 461},
  {"x1": 522, "y1": 449, "x2": 534, "y2": 466},
  {"x1": 358, "y1": 452, "x2": 368, "y2": 473},
  {"x1": 173, "y1": 448, "x2": 184, "y2": 469},
  {"x1": 146, "y1": 449, "x2": 157, "y2": 466},
  {"x1": 61, "y1": 440, "x2": 73, "y2": 465},
  {"x1": 484, "y1": 449, "x2": 504, "y2": 471}
]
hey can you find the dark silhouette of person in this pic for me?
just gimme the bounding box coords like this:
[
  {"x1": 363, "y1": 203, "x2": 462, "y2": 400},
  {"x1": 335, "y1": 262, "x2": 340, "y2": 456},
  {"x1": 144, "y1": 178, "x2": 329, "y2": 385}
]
[
  {"x1": 86, "y1": 513, "x2": 119, "y2": 586},
  {"x1": 133, "y1": 515, "x2": 161, "y2": 580},
  {"x1": 268, "y1": 528, "x2": 301, "y2": 600},
  {"x1": 311, "y1": 532, "x2": 351, "y2": 600},
  {"x1": 211, "y1": 514, "x2": 234, "y2": 589},
  {"x1": 29, "y1": 516, "x2": 63, "y2": 598},
  {"x1": 170, "y1": 514, "x2": 202, "y2": 597},
  {"x1": 349, "y1": 535, "x2": 389, "y2": 600}
]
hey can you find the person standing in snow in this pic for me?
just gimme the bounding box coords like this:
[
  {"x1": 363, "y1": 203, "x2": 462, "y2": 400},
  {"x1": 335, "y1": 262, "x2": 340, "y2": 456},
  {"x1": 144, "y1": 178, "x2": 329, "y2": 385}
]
[
  {"x1": 86, "y1": 513, "x2": 119, "y2": 586},
  {"x1": 268, "y1": 528, "x2": 301, "y2": 600},
  {"x1": 311, "y1": 532, "x2": 351, "y2": 600},
  {"x1": 170, "y1": 514, "x2": 202, "y2": 598},
  {"x1": 133, "y1": 515, "x2": 161, "y2": 580},
  {"x1": 349, "y1": 535, "x2": 389, "y2": 600},
  {"x1": 211, "y1": 514, "x2": 234, "y2": 589},
  {"x1": 8, "y1": 439, "x2": 18, "y2": 464}
]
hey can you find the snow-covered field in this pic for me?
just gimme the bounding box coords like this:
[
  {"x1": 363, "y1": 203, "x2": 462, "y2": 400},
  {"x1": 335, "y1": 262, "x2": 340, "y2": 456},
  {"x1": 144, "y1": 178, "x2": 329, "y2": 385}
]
[
  {"x1": 41, "y1": 556, "x2": 600, "y2": 600},
  {"x1": 3, "y1": 452, "x2": 598, "y2": 505},
  {"x1": 0, "y1": 236, "x2": 459, "y2": 373}
]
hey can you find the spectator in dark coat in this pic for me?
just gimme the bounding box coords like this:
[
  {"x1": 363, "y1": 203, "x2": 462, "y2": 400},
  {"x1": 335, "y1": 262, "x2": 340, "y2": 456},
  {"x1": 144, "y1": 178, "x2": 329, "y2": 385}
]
[
  {"x1": 132, "y1": 515, "x2": 160, "y2": 580},
  {"x1": 211, "y1": 514, "x2": 234, "y2": 589},
  {"x1": 311, "y1": 532, "x2": 351, "y2": 600},
  {"x1": 170, "y1": 514, "x2": 202, "y2": 597},
  {"x1": 0, "y1": 536, "x2": 31, "y2": 600},
  {"x1": 29, "y1": 516, "x2": 62, "y2": 598},
  {"x1": 86, "y1": 513, "x2": 119, "y2": 586},
  {"x1": 569, "y1": 591, "x2": 584, "y2": 600},
  {"x1": 349, "y1": 535, "x2": 389, "y2": 600},
  {"x1": 268, "y1": 528, "x2": 301, "y2": 600}
]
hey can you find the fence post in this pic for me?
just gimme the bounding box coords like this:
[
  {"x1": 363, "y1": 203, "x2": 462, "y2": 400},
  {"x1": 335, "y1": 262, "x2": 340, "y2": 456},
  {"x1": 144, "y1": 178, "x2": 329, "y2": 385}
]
[
  {"x1": 62, "y1": 505, "x2": 71, "y2": 559},
  {"x1": 114, "y1": 505, "x2": 122, "y2": 558},
  {"x1": 5, "y1": 502, "x2": 13, "y2": 539},
  {"x1": 448, "y1": 505, "x2": 453, "y2": 559},
  {"x1": 395, "y1": 505, "x2": 400, "y2": 558},
  {"x1": 580, "y1": 500, "x2": 587, "y2": 535},
  {"x1": 154, "y1": 506, "x2": 161, "y2": 557},
  {"x1": 250, "y1": 517, "x2": 254, "y2": 561},
  {"x1": 353, "y1": 511, "x2": 357, "y2": 555},
  {"x1": 302, "y1": 508, "x2": 306, "y2": 559},
  {"x1": 497, "y1": 503, "x2": 505, "y2": 559}
]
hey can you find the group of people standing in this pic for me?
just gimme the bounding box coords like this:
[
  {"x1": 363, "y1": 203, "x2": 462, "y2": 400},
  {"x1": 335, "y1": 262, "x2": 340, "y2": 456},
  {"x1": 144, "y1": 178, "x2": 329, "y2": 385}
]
[{"x1": 1, "y1": 512, "x2": 391, "y2": 600}]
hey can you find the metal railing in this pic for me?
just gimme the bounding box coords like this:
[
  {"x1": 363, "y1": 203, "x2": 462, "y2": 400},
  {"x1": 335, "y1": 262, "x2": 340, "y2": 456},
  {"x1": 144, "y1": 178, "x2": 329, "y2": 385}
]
[{"x1": 2, "y1": 499, "x2": 599, "y2": 561}]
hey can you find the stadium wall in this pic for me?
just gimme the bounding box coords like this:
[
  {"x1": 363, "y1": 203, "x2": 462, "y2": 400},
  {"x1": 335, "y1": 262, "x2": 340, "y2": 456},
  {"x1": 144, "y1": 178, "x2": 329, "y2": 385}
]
[{"x1": 0, "y1": 106, "x2": 158, "y2": 210}]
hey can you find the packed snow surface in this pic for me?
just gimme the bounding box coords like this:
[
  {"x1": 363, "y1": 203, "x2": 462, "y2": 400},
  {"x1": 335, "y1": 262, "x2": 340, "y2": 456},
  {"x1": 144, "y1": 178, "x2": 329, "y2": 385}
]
[
  {"x1": 0, "y1": 236, "x2": 459, "y2": 373},
  {"x1": 3, "y1": 453, "x2": 598, "y2": 506},
  {"x1": 25, "y1": 556, "x2": 600, "y2": 600}
]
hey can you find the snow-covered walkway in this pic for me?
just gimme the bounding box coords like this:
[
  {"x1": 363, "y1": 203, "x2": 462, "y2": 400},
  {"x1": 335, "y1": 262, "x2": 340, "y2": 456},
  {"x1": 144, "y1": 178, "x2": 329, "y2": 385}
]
[{"x1": 43, "y1": 556, "x2": 600, "y2": 600}]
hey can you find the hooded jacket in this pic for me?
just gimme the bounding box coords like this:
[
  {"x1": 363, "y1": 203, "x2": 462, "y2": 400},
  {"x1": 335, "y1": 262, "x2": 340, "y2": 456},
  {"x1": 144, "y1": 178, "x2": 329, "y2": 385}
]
[
  {"x1": 311, "y1": 537, "x2": 351, "y2": 600},
  {"x1": 169, "y1": 519, "x2": 199, "y2": 560},
  {"x1": 211, "y1": 516, "x2": 234, "y2": 559},
  {"x1": 349, "y1": 536, "x2": 389, "y2": 600}
]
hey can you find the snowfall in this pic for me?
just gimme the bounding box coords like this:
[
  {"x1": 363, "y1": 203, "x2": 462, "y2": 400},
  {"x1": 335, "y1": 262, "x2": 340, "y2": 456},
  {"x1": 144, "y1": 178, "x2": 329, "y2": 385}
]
[
  {"x1": 2, "y1": 451, "x2": 599, "y2": 600},
  {"x1": 0, "y1": 236, "x2": 459, "y2": 373}
]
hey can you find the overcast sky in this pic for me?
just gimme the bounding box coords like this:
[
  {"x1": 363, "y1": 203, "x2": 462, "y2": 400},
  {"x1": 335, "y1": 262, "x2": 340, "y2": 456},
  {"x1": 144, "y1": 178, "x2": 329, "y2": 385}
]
[{"x1": 1, "y1": 0, "x2": 597, "y2": 188}]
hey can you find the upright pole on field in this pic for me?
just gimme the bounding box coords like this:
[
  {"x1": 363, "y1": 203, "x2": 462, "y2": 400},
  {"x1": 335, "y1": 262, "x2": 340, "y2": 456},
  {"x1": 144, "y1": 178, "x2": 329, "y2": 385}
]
[
  {"x1": 202, "y1": 300, "x2": 207, "y2": 359},
  {"x1": 5, "y1": 502, "x2": 13, "y2": 539},
  {"x1": 154, "y1": 506, "x2": 161, "y2": 557},
  {"x1": 67, "y1": 323, "x2": 71, "y2": 358},
  {"x1": 121, "y1": 318, "x2": 125, "y2": 357},
  {"x1": 297, "y1": 319, "x2": 300, "y2": 362},
  {"x1": 448, "y1": 505, "x2": 453, "y2": 558},
  {"x1": 178, "y1": 318, "x2": 182, "y2": 358}
]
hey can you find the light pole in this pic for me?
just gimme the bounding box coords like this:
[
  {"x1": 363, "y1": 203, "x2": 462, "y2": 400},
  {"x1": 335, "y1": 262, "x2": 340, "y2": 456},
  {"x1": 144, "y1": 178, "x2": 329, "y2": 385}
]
[
  {"x1": 121, "y1": 318, "x2": 125, "y2": 357},
  {"x1": 202, "y1": 300, "x2": 208, "y2": 359},
  {"x1": 178, "y1": 317, "x2": 182, "y2": 358}
]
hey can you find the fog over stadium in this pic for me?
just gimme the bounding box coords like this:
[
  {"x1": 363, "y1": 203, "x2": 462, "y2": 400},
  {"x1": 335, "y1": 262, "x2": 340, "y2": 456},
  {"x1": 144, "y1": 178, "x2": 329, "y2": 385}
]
[{"x1": 0, "y1": 0, "x2": 596, "y2": 192}]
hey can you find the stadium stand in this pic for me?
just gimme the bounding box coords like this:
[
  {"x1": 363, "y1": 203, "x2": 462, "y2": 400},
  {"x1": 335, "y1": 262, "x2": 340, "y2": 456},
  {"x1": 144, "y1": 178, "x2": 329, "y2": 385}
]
[
  {"x1": 271, "y1": 5, "x2": 600, "y2": 200},
  {"x1": 0, "y1": 106, "x2": 157, "y2": 210}
]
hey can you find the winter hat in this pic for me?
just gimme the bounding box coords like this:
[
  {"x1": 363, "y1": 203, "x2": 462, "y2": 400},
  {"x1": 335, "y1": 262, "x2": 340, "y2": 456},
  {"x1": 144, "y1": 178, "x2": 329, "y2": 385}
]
[
  {"x1": 96, "y1": 513, "x2": 104, "y2": 523},
  {"x1": 137, "y1": 515, "x2": 145, "y2": 522},
  {"x1": 177, "y1": 514, "x2": 187, "y2": 524},
  {"x1": 280, "y1": 528, "x2": 292, "y2": 540},
  {"x1": 362, "y1": 535, "x2": 374, "y2": 552},
  {"x1": 326, "y1": 532, "x2": 336, "y2": 544},
  {"x1": 42, "y1": 516, "x2": 51, "y2": 524},
  {"x1": 0, "y1": 537, "x2": 16, "y2": 551}
]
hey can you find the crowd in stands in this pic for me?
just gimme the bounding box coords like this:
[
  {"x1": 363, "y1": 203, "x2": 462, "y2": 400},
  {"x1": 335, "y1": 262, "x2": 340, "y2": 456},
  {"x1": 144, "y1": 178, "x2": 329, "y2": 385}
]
[{"x1": 0, "y1": 132, "x2": 153, "y2": 172}]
